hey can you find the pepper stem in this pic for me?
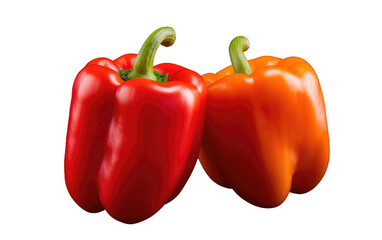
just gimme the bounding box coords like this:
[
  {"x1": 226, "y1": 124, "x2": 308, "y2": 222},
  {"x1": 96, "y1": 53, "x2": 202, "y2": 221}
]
[
  {"x1": 229, "y1": 36, "x2": 252, "y2": 74},
  {"x1": 126, "y1": 27, "x2": 176, "y2": 81}
]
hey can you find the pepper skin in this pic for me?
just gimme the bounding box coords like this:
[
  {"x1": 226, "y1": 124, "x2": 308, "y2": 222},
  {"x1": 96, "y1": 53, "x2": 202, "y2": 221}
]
[
  {"x1": 65, "y1": 27, "x2": 206, "y2": 224},
  {"x1": 199, "y1": 36, "x2": 329, "y2": 207}
]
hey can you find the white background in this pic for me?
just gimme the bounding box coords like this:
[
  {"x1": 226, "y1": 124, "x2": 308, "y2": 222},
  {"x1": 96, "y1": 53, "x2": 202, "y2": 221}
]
[{"x1": 1, "y1": 0, "x2": 381, "y2": 239}]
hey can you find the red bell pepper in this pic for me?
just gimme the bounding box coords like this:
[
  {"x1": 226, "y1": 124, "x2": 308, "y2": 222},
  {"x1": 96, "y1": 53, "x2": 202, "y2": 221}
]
[{"x1": 65, "y1": 27, "x2": 206, "y2": 224}]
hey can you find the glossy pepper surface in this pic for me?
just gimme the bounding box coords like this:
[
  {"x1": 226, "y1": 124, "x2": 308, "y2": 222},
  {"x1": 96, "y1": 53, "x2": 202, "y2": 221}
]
[
  {"x1": 65, "y1": 27, "x2": 206, "y2": 224},
  {"x1": 199, "y1": 36, "x2": 329, "y2": 207}
]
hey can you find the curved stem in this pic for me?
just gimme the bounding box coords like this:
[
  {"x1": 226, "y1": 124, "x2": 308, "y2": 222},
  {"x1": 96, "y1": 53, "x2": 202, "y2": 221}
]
[
  {"x1": 229, "y1": 36, "x2": 252, "y2": 74},
  {"x1": 127, "y1": 27, "x2": 176, "y2": 81}
]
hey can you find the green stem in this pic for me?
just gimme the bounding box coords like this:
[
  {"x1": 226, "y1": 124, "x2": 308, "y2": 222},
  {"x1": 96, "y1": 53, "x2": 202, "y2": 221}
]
[
  {"x1": 120, "y1": 27, "x2": 176, "y2": 82},
  {"x1": 229, "y1": 36, "x2": 252, "y2": 74}
]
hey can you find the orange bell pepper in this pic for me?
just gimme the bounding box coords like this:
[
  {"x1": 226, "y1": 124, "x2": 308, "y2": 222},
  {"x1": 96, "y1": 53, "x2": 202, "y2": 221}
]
[{"x1": 199, "y1": 36, "x2": 330, "y2": 207}]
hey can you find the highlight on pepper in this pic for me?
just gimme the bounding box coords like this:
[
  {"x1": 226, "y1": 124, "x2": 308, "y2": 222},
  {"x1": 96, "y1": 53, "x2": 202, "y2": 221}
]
[
  {"x1": 199, "y1": 36, "x2": 330, "y2": 208},
  {"x1": 64, "y1": 27, "x2": 206, "y2": 224}
]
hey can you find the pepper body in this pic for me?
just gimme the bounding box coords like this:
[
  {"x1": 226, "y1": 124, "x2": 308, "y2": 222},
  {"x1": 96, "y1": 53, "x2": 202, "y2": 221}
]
[
  {"x1": 65, "y1": 27, "x2": 206, "y2": 223},
  {"x1": 200, "y1": 54, "x2": 329, "y2": 207}
]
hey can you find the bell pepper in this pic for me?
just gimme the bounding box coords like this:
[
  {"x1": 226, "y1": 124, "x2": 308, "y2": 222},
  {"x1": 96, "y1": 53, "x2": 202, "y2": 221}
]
[
  {"x1": 199, "y1": 36, "x2": 329, "y2": 207},
  {"x1": 65, "y1": 27, "x2": 206, "y2": 224}
]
